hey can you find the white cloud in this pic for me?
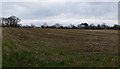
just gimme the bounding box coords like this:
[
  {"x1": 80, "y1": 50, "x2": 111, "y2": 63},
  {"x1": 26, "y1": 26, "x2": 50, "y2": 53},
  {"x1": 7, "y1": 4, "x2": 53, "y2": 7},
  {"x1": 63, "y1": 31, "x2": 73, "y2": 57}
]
[
  {"x1": 1, "y1": 0, "x2": 119, "y2": 2},
  {"x1": 21, "y1": 18, "x2": 118, "y2": 26},
  {"x1": 2, "y1": 2, "x2": 118, "y2": 26}
]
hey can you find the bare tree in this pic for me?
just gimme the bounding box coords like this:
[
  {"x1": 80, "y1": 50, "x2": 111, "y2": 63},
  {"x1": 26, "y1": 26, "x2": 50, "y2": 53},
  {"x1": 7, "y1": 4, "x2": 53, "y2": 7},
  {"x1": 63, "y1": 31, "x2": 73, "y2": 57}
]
[
  {"x1": 53, "y1": 23, "x2": 61, "y2": 28},
  {"x1": 1, "y1": 16, "x2": 21, "y2": 27},
  {"x1": 41, "y1": 23, "x2": 48, "y2": 28},
  {"x1": 101, "y1": 23, "x2": 108, "y2": 29},
  {"x1": 69, "y1": 24, "x2": 76, "y2": 29}
]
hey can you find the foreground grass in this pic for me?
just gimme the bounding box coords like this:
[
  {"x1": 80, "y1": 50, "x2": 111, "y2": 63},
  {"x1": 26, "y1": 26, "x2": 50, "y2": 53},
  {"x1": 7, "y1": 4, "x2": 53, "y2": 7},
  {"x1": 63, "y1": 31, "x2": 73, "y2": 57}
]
[{"x1": 2, "y1": 28, "x2": 119, "y2": 67}]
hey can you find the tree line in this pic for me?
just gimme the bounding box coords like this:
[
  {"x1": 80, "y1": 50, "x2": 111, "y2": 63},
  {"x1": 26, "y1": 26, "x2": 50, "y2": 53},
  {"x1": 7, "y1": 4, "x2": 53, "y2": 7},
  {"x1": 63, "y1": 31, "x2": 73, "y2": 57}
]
[
  {"x1": 1, "y1": 16, "x2": 120, "y2": 30},
  {"x1": 40, "y1": 23, "x2": 120, "y2": 30}
]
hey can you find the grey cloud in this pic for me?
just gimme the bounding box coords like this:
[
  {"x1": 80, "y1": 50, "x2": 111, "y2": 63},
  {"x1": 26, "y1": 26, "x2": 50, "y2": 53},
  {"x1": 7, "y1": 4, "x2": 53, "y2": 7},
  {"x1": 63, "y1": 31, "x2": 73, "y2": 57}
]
[{"x1": 2, "y1": 2, "x2": 118, "y2": 25}]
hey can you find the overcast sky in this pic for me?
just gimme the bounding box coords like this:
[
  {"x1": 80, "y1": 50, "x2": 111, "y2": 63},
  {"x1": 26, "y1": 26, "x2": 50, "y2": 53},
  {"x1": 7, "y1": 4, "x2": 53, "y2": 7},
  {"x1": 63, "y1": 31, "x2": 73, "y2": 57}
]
[{"x1": 2, "y1": 2, "x2": 118, "y2": 26}]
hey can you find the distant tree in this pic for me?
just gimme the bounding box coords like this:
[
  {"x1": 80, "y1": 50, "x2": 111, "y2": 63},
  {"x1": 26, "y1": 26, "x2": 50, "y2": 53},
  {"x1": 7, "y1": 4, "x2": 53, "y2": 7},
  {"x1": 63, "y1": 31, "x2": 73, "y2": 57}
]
[
  {"x1": 53, "y1": 23, "x2": 61, "y2": 28},
  {"x1": 69, "y1": 24, "x2": 77, "y2": 29},
  {"x1": 30, "y1": 24, "x2": 36, "y2": 28},
  {"x1": 83, "y1": 23, "x2": 89, "y2": 28},
  {"x1": 77, "y1": 24, "x2": 81, "y2": 29},
  {"x1": 1, "y1": 17, "x2": 8, "y2": 27},
  {"x1": 97, "y1": 24, "x2": 101, "y2": 29},
  {"x1": 89, "y1": 24, "x2": 96, "y2": 29},
  {"x1": 77, "y1": 23, "x2": 89, "y2": 29},
  {"x1": 7, "y1": 16, "x2": 21, "y2": 27},
  {"x1": 59, "y1": 25, "x2": 64, "y2": 28},
  {"x1": 101, "y1": 23, "x2": 109, "y2": 29},
  {"x1": 0, "y1": 18, "x2": 5, "y2": 27},
  {"x1": 113, "y1": 24, "x2": 119, "y2": 30},
  {"x1": 1, "y1": 16, "x2": 21, "y2": 27},
  {"x1": 41, "y1": 23, "x2": 48, "y2": 28}
]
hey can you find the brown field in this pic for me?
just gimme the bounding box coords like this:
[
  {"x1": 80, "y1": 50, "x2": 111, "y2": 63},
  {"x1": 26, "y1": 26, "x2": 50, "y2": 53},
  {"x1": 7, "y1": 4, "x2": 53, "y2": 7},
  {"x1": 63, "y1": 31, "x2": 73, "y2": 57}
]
[{"x1": 2, "y1": 28, "x2": 119, "y2": 67}]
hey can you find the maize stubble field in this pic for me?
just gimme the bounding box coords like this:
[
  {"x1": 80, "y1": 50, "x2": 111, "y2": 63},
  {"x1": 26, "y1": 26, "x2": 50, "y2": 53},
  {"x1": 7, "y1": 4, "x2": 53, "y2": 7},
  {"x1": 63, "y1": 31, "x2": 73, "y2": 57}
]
[{"x1": 2, "y1": 28, "x2": 119, "y2": 67}]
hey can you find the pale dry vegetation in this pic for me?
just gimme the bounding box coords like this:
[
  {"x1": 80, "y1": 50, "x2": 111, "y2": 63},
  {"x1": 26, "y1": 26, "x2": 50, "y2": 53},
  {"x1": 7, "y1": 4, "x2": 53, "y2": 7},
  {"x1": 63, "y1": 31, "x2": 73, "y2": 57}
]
[{"x1": 2, "y1": 28, "x2": 119, "y2": 67}]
